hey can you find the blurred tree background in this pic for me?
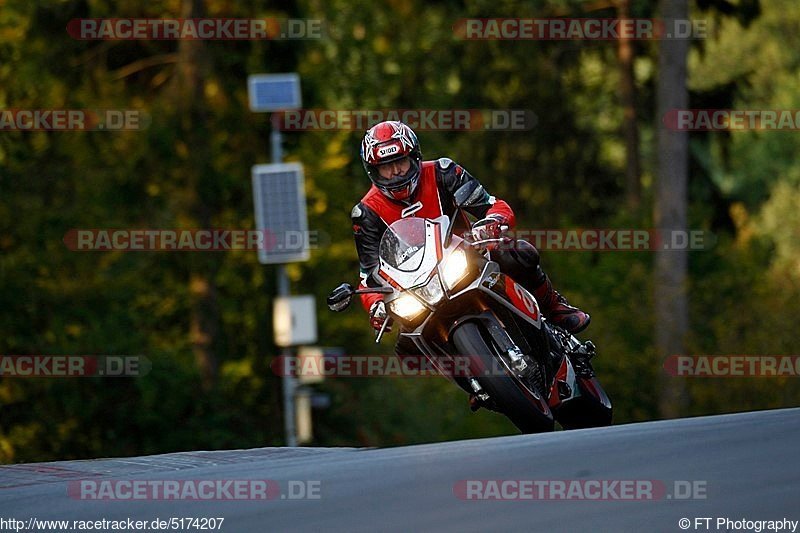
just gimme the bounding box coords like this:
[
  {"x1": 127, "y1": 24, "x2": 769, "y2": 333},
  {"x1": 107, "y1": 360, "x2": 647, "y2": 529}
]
[{"x1": 1, "y1": 0, "x2": 799, "y2": 463}]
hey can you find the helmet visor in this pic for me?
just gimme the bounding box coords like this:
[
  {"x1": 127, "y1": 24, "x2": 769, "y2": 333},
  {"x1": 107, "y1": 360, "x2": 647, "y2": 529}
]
[{"x1": 375, "y1": 156, "x2": 414, "y2": 190}]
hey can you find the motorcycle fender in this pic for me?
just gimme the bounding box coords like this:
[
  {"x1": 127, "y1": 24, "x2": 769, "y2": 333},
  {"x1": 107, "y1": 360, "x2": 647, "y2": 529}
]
[{"x1": 477, "y1": 271, "x2": 543, "y2": 329}]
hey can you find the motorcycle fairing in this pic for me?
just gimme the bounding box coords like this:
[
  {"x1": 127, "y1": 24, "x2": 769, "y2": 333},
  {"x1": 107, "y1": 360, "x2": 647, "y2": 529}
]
[
  {"x1": 378, "y1": 216, "x2": 447, "y2": 290},
  {"x1": 474, "y1": 265, "x2": 543, "y2": 330}
]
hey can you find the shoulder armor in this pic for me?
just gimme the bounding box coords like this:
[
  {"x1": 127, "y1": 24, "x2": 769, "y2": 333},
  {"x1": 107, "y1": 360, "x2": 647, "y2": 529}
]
[{"x1": 437, "y1": 157, "x2": 455, "y2": 170}]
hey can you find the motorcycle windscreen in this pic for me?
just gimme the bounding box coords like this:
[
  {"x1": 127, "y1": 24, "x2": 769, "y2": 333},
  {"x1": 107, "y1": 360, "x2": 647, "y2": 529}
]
[{"x1": 379, "y1": 217, "x2": 446, "y2": 289}]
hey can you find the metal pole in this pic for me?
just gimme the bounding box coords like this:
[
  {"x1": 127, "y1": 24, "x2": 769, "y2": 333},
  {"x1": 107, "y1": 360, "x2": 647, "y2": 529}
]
[
  {"x1": 277, "y1": 265, "x2": 297, "y2": 447},
  {"x1": 270, "y1": 115, "x2": 283, "y2": 163},
  {"x1": 272, "y1": 117, "x2": 297, "y2": 447}
]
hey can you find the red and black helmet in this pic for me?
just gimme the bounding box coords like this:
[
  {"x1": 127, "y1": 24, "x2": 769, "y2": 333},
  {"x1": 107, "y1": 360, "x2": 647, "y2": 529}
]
[{"x1": 360, "y1": 121, "x2": 422, "y2": 202}]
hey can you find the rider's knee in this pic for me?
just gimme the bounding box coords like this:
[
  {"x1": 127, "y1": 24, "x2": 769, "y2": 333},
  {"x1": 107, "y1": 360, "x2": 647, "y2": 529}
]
[{"x1": 491, "y1": 239, "x2": 541, "y2": 272}]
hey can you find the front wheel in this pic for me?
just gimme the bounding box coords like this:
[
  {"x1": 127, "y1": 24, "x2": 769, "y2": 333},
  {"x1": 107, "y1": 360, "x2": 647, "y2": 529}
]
[{"x1": 451, "y1": 321, "x2": 554, "y2": 434}]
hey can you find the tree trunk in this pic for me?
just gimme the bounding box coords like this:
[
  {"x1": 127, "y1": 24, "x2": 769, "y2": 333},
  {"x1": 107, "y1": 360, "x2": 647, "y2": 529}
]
[
  {"x1": 190, "y1": 272, "x2": 219, "y2": 388},
  {"x1": 655, "y1": 0, "x2": 690, "y2": 418},
  {"x1": 174, "y1": 0, "x2": 219, "y2": 390},
  {"x1": 617, "y1": 0, "x2": 641, "y2": 211}
]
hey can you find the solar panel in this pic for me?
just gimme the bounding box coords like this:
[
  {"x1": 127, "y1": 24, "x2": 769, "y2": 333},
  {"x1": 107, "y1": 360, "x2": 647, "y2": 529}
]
[
  {"x1": 248, "y1": 73, "x2": 302, "y2": 112},
  {"x1": 251, "y1": 163, "x2": 309, "y2": 264}
]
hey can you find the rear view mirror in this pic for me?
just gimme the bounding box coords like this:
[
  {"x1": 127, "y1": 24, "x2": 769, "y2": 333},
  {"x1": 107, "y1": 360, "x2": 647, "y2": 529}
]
[{"x1": 327, "y1": 283, "x2": 355, "y2": 312}]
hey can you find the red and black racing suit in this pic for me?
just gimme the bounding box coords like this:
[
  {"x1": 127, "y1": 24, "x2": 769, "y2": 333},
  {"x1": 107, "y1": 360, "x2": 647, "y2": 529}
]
[{"x1": 351, "y1": 158, "x2": 546, "y2": 355}]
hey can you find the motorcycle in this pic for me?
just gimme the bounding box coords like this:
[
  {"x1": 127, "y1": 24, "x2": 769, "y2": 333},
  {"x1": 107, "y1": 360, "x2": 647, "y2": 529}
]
[{"x1": 327, "y1": 182, "x2": 612, "y2": 433}]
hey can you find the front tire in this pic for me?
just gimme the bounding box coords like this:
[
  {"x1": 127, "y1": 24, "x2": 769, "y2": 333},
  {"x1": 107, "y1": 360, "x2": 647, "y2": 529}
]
[{"x1": 451, "y1": 321, "x2": 554, "y2": 434}]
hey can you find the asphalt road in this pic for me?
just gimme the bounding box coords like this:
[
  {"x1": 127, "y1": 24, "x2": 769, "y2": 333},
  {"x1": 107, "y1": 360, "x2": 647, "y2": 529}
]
[{"x1": 1, "y1": 408, "x2": 799, "y2": 532}]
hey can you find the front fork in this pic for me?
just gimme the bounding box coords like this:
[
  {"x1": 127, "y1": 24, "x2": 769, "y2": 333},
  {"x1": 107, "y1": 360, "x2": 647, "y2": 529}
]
[{"x1": 448, "y1": 311, "x2": 551, "y2": 414}]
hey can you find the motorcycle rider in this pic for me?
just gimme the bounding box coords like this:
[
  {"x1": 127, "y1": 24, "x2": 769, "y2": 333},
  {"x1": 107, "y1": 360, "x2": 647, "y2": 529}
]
[{"x1": 352, "y1": 120, "x2": 590, "y2": 348}]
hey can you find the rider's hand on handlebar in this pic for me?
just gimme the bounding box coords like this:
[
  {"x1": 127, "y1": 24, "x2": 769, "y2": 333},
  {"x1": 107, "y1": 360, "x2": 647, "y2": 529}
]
[
  {"x1": 369, "y1": 301, "x2": 392, "y2": 332},
  {"x1": 470, "y1": 215, "x2": 510, "y2": 248}
]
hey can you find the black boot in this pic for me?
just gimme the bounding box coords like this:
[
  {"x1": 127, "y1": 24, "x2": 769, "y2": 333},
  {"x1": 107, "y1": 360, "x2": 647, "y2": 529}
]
[{"x1": 532, "y1": 274, "x2": 591, "y2": 334}]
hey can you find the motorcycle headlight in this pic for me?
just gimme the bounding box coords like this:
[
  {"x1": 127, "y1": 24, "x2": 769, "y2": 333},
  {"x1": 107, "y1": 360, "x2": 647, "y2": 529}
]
[
  {"x1": 389, "y1": 293, "x2": 427, "y2": 321},
  {"x1": 415, "y1": 274, "x2": 444, "y2": 305},
  {"x1": 442, "y1": 248, "x2": 469, "y2": 289}
]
